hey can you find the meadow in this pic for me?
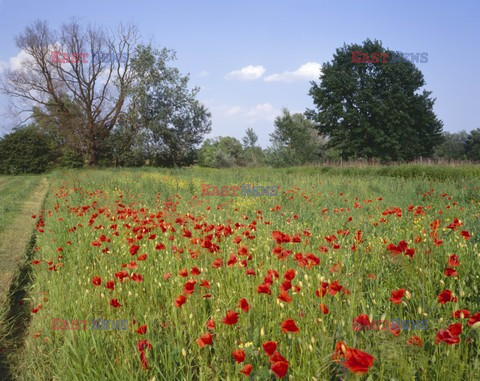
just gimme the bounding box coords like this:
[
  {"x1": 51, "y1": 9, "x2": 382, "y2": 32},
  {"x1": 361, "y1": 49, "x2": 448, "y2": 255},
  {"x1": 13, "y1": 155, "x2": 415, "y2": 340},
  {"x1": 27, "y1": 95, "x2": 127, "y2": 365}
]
[{"x1": 2, "y1": 166, "x2": 480, "y2": 380}]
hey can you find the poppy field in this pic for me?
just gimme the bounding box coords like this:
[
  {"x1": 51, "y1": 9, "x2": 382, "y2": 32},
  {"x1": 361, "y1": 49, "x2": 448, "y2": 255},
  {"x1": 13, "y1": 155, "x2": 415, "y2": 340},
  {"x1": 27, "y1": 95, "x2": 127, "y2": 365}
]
[{"x1": 7, "y1": 167, "x2": 480, "y2": 380}]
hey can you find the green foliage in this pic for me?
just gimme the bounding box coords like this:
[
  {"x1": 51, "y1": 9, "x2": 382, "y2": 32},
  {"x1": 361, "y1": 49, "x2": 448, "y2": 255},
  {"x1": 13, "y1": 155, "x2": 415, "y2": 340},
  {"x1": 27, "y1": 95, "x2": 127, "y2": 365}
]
[
  {"x1": 128, "y1": 45, "x2": 212, "y2": 167},
  {"x1": 0, "y1": 125, "x2": 53, "y2": 174},
  {"x1": 197, "y1": 136, "x2": 244, "y2": 168},
  {"x1": 267, "y1": 108, "x2": 324, "y2": 167},
  {"x1": 308, "y1": 39, "x2": 443, "y2": 161},
  {"x1": 466, "y1": 128, "x2": 480, "y2": 161},
  {"x1": 434, "y1": 131, "x2": 468, "y2": 160}
]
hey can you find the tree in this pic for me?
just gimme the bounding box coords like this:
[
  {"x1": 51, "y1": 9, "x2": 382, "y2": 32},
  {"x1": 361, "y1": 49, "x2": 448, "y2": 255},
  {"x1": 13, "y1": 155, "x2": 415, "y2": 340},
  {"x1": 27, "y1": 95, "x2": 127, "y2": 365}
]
[
  {"x1": 466, "y1": 128, "x2": 480, "y2": 161},
  {"x1": 307, "y1": 39, "x2": 443, "y2": 161},
  {"x1": 433, "y1": 131, "x2": 468, "y2": 160},
  {"x1": 126, "y1": 45, "x2": 211, "y2": 167},
  {"x1": 241, "y1": 128, "x2": 264, "y2": 166},
  {"x1": 197, "y1": 136, "x2": 243, "y2": 168},
  {"x1": 0, "y1": 19, "x2": 139, "y2": 165},
  {"x1": 0, "y1": 125, "x2": 53, "y2": 174},
  {"x1": 267, "y1": 108, "x2": 324, "y2": 166}
]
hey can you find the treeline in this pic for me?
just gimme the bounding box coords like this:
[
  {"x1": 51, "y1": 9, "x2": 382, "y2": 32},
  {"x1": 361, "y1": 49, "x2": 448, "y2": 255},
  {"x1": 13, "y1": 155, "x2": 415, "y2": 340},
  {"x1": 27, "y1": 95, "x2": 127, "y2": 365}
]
[{"x1": 0, "y1": 23, "x2": 478, "y2": 174}]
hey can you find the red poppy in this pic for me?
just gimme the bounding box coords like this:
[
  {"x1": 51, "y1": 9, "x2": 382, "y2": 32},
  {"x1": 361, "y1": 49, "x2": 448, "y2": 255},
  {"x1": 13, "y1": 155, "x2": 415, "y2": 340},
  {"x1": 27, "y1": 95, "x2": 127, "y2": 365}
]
[
  {"x1": 232, "y1": 349, "x2": 246, "y2": 363},
  {"x1": 320, "y1": 303, "x2": 329, "y2": 314},
  {"x1": 206, "y1": 319, "x2": 216, "y2": 330},
  {"x1": 444, "y1": 267, "x2": 458, "y2": 277},
  {"x1": 269, "y1": 351, "x2": 288, "y2": 363},
  {"x1": 389, "y1": 288, "x2": 406, "y2": 304},
  {"x1": 196, "y1": 332, "x2": 213, "y2": 347},
  {"x1": 452, "y1": 309, "x2": 470, "y2": 319},
  {"x1": 114, "y1": 271, "x2": 129, "y2": 282},
  {"x1": 284, "y1": 269, "x2": 295, "y2": 281},
  {"x1": 137, "y1": 254, "x2": 147, "y2": 261},
  {"x1": 137, "y1": 339, "x2": 153, "y2": 351},
  {"x1": 110, "y1": 298, "x2": 122, "y2": 308},
  {"x1": 468, "y1": 312, "x2": 480, "y2": 327},
  {"x1": 32, "y1": 305, "x2": 42, "y2": 314},
  {"x1": 263, "y1": 341, "x2": 277, "y2": 356},
  {"x1": 406, "y1": 335, "x2": 423, "y2": 347},
  {"x1": 334, "y1": 342, "x2": 374, "y2": 374},
  {"x1": 438, "y1": 289, "x2": 457, "y2": 304},
  {"x1": 257, "y1": 283, "x2": 272, "y2": 295},
  {"x1": 175, "y1": 295, "x2": 186, "y2": 308},
  {"x1": 448, "y1": 254, "x2": 460, "y2": 267},
  {"x1": 92, "y1": 276, "x2": 102, "y2": 286},
  {"x1": 240, "y1": 364, "x2": 253, "y2": 377},
  {"x1": 281, "y1": 319, "x2": 299, "y2": 333},
  {"x1": 271, "y1": 361, "x2": 289, "y2": 378},
  {"x1": 278, "y1": 291, "x2": 292, "y2": 303},
  {"x1": 460, "y1": 230, "x2": 471, "y2": 240},
  {"x1": 353, "y1": 314, "x2": 371, "y2": 331},
  {"x1": 183, "y1": 279, "x2": 196, "y2": 295},
  {"x1": 223, "y1": 310, "x2": 239, "y2": 325},
  {"x1": 239, "y1": 298, "x2": 250, "y2": 312},
  {"x1": 105, "y1": 280, "x2": 115, "y2": 290},
  {"x1": 135, "y1": 325, "x2": 147, "y2": 334},
  {"x1": 435, "y1": 323, "x2": 462, "y2": 345},
  {"x1": 130, "y1": 244, "x2": 140, "y2": 255}
]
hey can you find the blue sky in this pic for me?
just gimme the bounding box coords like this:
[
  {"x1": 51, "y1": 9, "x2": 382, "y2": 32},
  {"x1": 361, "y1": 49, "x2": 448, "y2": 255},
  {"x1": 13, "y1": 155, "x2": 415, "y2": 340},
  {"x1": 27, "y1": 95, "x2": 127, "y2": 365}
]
[{"x1": 0, "y1": 0, "x2": 479, "y2": 146}]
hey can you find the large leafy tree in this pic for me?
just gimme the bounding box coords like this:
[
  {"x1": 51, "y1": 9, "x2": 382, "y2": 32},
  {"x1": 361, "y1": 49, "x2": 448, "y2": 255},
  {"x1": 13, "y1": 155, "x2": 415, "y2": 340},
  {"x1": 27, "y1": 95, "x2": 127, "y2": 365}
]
[
  {"x1": 268, "y1": 108, "x2": 324, "y2": 166},
  {"x1": 127, "y1": 45, "x2": 211, "y2": 167},
  {"x1": 197, "y1": 136, "x2": 243, "y2": 168},
  {"x1": 434, "y1": 131, "x2": 468, "y2": 160},
  {"x1": 308, "y1": 39, "x2": 443, "y2": 161},
  {"x1": 241, "y1": 128, "x2": 264, "y2": 166},
  {"x1": 0, "y1": 20, "x2": 139, "y2": 165}
]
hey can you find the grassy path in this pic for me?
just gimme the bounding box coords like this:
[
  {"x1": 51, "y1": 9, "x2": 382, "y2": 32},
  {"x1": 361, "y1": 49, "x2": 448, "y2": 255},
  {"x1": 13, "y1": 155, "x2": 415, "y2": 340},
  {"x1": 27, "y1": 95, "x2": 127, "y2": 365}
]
[{"x1": 0, "y1": 176, "x2": 49, "y2": 294}]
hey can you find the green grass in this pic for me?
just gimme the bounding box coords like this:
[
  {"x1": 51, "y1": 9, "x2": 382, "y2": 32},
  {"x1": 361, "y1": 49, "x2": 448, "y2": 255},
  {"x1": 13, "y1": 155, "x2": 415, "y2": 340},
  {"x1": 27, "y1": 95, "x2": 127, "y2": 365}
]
[{"x1": 8, "y1": 167, "x2": 480, "y2": 380}]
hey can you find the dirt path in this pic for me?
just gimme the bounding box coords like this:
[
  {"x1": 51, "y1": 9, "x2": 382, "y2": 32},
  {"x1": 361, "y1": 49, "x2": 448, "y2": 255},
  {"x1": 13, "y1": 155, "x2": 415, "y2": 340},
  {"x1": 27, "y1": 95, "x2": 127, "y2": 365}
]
[{"x1": 0, "y1": 176, "x2": 49, "y2": 301}]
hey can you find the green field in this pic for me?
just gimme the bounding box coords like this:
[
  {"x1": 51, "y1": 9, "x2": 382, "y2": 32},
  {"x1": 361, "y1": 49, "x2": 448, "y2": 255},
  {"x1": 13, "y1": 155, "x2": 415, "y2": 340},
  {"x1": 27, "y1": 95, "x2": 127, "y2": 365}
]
[{"x1": 1, "y1": 167, "x2": 480, "y2": 380}]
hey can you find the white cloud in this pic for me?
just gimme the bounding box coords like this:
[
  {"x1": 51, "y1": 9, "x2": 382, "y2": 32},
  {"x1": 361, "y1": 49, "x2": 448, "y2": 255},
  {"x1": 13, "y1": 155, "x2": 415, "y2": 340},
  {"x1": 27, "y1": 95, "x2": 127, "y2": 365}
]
[
  {"x1": 214, "y1": 102, "x2": 279, "y2": 123},
  {"x1": 199, "y1": 70, "x2": 209, "y2": 77},
  {"x1": 264, "y1": 62, "x2": 321, "y2": 83},
  {"x1": 225, "y1": 65, "x2": 266, "y2": 81}
]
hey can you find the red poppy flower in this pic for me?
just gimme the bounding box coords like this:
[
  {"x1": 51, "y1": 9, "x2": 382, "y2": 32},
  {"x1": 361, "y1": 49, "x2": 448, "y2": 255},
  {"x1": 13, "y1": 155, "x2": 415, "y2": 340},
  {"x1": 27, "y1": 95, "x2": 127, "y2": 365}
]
[
  {"x1": 269, "y1": 351, "x2": 288, "y2": 363},
  {"x1": 353, "y1": 314, "x2": 371, "y2": 331},
  {"x1": 284, "y1": 269, "x2": 295, "y2": 281},
  {"x1": 468, "y1": 312, "x2": 480, "y2": 327},
  {"x1": 137, "y1": 254, "x2": 147, "y2": 261},
  {"x1": 135, "y1": 325, "x2": 147, "y2": 334},
  {"x1": 129, "y1": 244, "x2": 140, "y2": 255},
  {"x1": 223, "y1": 310, "x2": 239, "y2": 325},
  {"x1": 448, "y1": 254, "x2": 460, "y2": 267},
  {"x1": 435, "y1": 323, "x2": 462, "y2": 345},
  {"x1": 32, "y1": 260, "x2": 41, "y2": 265},
  {"x1": 438, "y1": 289, "x2": 457, "y2": 304},
  {"x1": 278, "y1": 291, "x2": 292, "y2": 303},
  {"x1": 191, "y1": 267, "x2": 201, "y2": 275},
  {"x1": 114, "y1": 270, "x2": 129, "y2": 282},
  {"x1": 92, "y1": 276, "x2": 102, "y2": 286},
  {"x1": 206, "y1": 319, "x2": 216, "y2": 330},
  {"x1": 452, "y1": 309, "x2": 470, "y2": 319},
  {"x1": 271, "y1": 361, "x2": 289, "y2": 378},
  {"x1": 32, "y1": 305, "x2": 42, "y2": 314},
  {"x1": 281, "y1": 319, "x2": 299, "y2": 333},
  {"x1": 137, "y1": 339, "x2": 152, "y2": 351},
  {"x1": 320, "y1": 303, "x2": 329, "y2": 314},
  {"x1": 444, "y1": 267, "x2": 458, "y2": 277},
  {"x1": 196, "y1": 332, "x2": 213, "y2": 347},
  {"x1": 239, "y1": 298, "x2": 250, "y2": 312},
  {"x1": 183, "y1": 279, "x2": 196, "y2": 295},
  {"x1": 263, "y1": 341, "x2": 277, "y2": 356},
  {"x1": 105, "y1": 280, "x2": 115, "y2": 290},
  {"x1": 257, "y1": 283, "x2": 272, "y2": 295},
  {"x1": 389, "y1": 288, "x2": 406, "y2": 304},
  {"x1": 110, "y1": 298, "x2": 122, "y2": 308},
  {"x1": 334, "y1": 342, "x2": 374, "y2": 374},
  {"x1": 406, "y1": 335, "x2": 423, "y2": 347},
  {"x1": 240, "y1": 364, "x2": 253, "y2": 377},
  {"x1": 232, "y1": 349, "x2": 246, "y2": 363},
  {"x1": 460, "y1": 230, "x2": 471, "y2": 240},
  {"x1": 175, "y1": 295, "x2": 186, "y2": 308}
]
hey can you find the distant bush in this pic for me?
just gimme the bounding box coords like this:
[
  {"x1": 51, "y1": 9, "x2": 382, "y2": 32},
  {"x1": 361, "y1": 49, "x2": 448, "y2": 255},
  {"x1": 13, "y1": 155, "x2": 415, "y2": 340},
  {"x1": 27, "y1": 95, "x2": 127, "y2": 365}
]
[{"x1": 0, "y1": 125, "x2": 53, "y2": 174}]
